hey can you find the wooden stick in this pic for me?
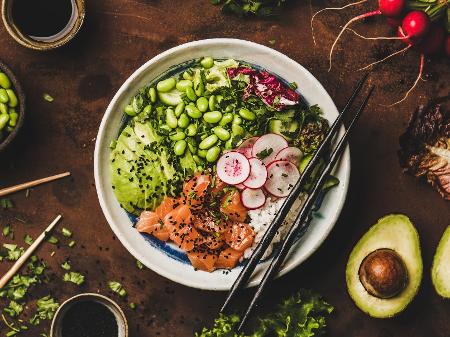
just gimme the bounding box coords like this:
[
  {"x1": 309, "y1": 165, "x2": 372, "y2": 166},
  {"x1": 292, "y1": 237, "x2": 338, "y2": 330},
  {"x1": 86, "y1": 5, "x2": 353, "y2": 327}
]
[
  {"x1": 0, "y1": 172, "x2": 71, "y2": 197},
  {"x1": 0, "y1": 215, "x2": 62, "y2": 290}
]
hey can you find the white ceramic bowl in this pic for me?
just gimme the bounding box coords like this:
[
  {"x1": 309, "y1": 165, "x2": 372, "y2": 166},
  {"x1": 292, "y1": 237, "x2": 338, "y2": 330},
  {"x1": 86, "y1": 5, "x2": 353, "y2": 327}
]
[{"x1": 94, "y1": 38, "x2": 350, "y2": 290}]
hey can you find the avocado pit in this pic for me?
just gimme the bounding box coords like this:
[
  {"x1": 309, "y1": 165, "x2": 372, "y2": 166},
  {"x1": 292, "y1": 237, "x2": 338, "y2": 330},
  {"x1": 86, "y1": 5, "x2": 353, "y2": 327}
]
[{"x1": 359, "y1": 248, "x2": 408, "y2": 299}]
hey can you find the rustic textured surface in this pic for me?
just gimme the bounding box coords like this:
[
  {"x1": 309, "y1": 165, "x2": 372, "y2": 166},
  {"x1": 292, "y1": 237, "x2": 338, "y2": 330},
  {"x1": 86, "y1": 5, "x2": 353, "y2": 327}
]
[{"x1": 0, "y1": 1, "x2": 449, "y2": 336}]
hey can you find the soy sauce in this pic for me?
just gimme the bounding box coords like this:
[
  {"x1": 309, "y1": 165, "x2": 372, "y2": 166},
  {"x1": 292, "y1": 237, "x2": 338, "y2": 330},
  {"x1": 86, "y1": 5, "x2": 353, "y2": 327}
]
[
  {"x1": 61, "y1": 301, "x2": 118, "y2": 337},
  {"x1": 11, "y1": 0, "x2": 73, "y2": 37}
]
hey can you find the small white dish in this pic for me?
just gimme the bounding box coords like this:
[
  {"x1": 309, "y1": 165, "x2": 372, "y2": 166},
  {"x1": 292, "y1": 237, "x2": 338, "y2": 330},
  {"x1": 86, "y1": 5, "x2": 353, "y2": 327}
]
[{"x1": 94, "y1": 38, "x2": 350, "y2": 290}]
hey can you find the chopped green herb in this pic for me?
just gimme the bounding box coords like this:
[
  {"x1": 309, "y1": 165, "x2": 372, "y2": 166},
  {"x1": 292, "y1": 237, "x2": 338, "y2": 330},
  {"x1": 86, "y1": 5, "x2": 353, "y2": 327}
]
[
  {"x1": 136, "y1": 260, "x2": 144, "y2": 270},
  {"x1": 256, "y1": 148, "x2": 273, "y2": 160},
  {"x1": 63, "y1": 272, "x2": 85, "y2": 285},
  {"x1": 289, "y1": 82, "x2": 298, "y2": 90},
  {"x1": 108, "y1": 281, "x2": 127, "y2": 297},
  {"x1": 61, "y1": 261, "x2": 71, "y2": 270},
  {"x1": 109, "y1": 140, "x2": 117, "y2": 149},
  {"x1": 68, "y1": 240, "x2": 76, "y2": 248},
  {"x1": 2, "y1": 244, "x2": 24, "y2": 261},
  {"x1": 29, "y1": 296, "x2": 59, "y2": 325},
  {"x1": 269, "y1": 39, "x2": 276, "y2": 45},
  {"x1": 43, "y1": 93, "x2": 54, "y2": 102},
  {"x1": 3, "y1": 225, "x2": 11, "y2": 237},
  {"x1": 129, "y1": 302, "x2": 136, "y2": 310},
  {"x1": 61, "y1": 228, "x2": 72, "y2": 238},
  {"x1": 47, "y1": 236, "x2": 58, "y2": 244},
  {"x1": 1, "y1": 198, "x2": 14, "y2": 209},
  {"x1": 3, "y1": 301, "x2": 23, "y2": 318},
  {"x1": 24, "y1": 234, "x2": 34, "y2": 245}
]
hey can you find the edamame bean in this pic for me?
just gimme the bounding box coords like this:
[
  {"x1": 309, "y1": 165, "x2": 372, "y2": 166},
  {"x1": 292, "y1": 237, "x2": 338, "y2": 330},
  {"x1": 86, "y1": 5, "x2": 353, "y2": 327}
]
[
  {"x1": 6, "y1": 90, "x2": 17, "y2": 108},
  {"x1": 216, "y1": 95, "x2": 223, "y2": 104},
  {"x1": 193, "y1": 71, "x2": 204, "y2": 96},
  {"x1": 142, "y1": 104, "x2": 152, "y2": 115},
  {"x1": 174, "y1": 140, "x2": 187, "y2": 156},
  {"x1": 233, "y1": 114, "x2": 242, "y2": 125},
  {"x1": 203, "y1": 111, "x2": 222, "y2": 124},
  {"x1": 193, "y1": 155, "x2": 203, "y2": 165},
  {"x1": 213, "y1": 127, "x2": 231, "y2": 141},
  {"x1": 148, "y1": 87, "x2": 157, "y2": 103},
  {"x1": 219, "y1": 113, "x2": 233, "y2": 126},
  {"x1": 124, "y1": 104, "x2": 136, "y2": 116},
  {"x1": 174, "y1": 102, "x2": 185, "y2": 117},
  {"x1": 232, "y1": 124, "x2": 245, "y2": 136},
  {"x1": 182, "y1": 70, "x2": 193, "y2": 80},
  {"x1": 0, "y1": 73, "x2": 11, "y2": 89},
  {"x1": 0, "y1": 114, "x2": 9, "y2": 130},
  {"x1": 169, "y1": 131, "x2": 186, "y2": 141},
  {"x1": 225, "y1": 138, "x2": 233, "y2": 150},
  {"x1": 8, "y1": 112, "x2": 18, "y2": 127},
  {"x1": 186, "y1": 124, "x2": 198, "y2": 136},
  {"x1": 197, "y1": 149, "x2": 207, "y2": 158},
  {"x1": 159, "y1": 124, "x2": 171, "y2": 134},
  {"x1": 224, "y1": 105, "x2": 234, "y2": 113},
  {"x1": 156, "y1": 78, "x2": 176, "y2": 93},
  {"x1": 185, "y1": 86, "x2": 197, "y2": 101},
  {"x1": 199, "y1": 134, "x2": 218, "y2": 150},
  {"x1": 0, "y1": 103, "x2": 7, "y2": 115},
  {"x1": 200, "y1": 57, "x2": 214, "y2": 69},
  {"x1": 208, "y1": 95, "x2": 217, "y2": 111},
  {"x1": 196, "y1": 97, "x2": 209, "y2": 113},
  {"x1": 185, "y1": 105, "x2": 202, "y2": 119},
  {"x1": 206, "y1": 146, "x2": 221, "y2": 163},
  {"x1": 177, "y1": 113, "x2": 190, "y2": 128},
  {"x1": 0, "y1": 89, "x2": 9, "y2": 104},
  {"x1": 239, "y1": 108, "x2": 256, "y2": 121},
  {"x1": 187, "y1": 142, "x2": 197, "y2": 154},
  {"x1": 166, "y1": 108, "x2": 178, "y2": 129},
  {"x1": 176, "y1": 80, "x2": 193, "y2": 92}
]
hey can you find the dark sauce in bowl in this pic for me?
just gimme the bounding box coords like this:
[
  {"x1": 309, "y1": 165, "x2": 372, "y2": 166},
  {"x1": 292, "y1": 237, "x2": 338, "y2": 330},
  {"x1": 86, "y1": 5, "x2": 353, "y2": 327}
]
[
  {"x1": 61, "y1": 301, "x2": 118, "y2": 337},
  {"x1": 11, "y1": 0, "x2": 74, "y2": 38}
]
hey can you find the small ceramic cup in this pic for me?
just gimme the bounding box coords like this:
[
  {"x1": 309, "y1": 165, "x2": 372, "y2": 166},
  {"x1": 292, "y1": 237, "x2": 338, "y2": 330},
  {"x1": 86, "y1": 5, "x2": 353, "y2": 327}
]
[
  {"x1": 1, "y1": 0, "x2": 85, "y2": 50},
  {"x1": 50, "y1": 293, "x2": 128, "y2": 337}
]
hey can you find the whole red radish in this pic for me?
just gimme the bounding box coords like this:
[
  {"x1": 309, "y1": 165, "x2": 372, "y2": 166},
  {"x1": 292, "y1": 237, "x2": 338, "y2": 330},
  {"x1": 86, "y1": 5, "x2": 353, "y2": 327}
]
[
  {"x1": 417, "y1": 25, "x2": 445, "y2": 55},
  {"x1": 401, "y1": 10, "x2": 430, "y2": 41},
  {"x1": 379, "y1": 0, "x2": 405, "y2": 17}
]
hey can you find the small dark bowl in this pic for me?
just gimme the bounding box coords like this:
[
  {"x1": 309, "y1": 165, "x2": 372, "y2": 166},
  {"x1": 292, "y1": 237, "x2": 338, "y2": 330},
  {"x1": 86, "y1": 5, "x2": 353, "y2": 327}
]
[{"x1": 0, "y1": 60, "x2": 25, "y2": 153}]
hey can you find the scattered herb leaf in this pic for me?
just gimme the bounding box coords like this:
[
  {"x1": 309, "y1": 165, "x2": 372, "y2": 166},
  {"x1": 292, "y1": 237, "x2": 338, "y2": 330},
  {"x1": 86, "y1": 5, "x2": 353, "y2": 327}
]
[
  {"x1": 63, "y1": 272, "x2": 85, "y2": 285},
  {"x1": 61, "y1": 228, "x2": 72, "y2": 238},
  {"x1": 24, "y1": 234, "x2": 34, "y2": 245},
  {"x1": 42, "y1": 94, "x2": 54, "y2": 102},
  {"x1": 256, "y1": 148, "x2": 273, "y2": 160},
  {"x1": 108, "y1": 281, "x2": 127, "y2": 297}
]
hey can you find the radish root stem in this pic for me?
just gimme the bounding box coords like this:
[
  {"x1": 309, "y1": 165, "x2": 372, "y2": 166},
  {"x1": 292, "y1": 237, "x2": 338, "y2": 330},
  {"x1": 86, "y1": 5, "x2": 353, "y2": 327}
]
[
  {"x1": 346, "y1": 28, "x2": 406, "y2": 40},
  {"x1": 358, "y1": 45, "x2": 412, "y2": 71},
  {"x1": 311, "y1": 0, "x2": 369, "y2": 46},
  {"x1": 386, "y1": 53, "x2": 425, "y2": 107},
  {"x1": 328, "y1": 9, "x2": 382, "y2": 71}
]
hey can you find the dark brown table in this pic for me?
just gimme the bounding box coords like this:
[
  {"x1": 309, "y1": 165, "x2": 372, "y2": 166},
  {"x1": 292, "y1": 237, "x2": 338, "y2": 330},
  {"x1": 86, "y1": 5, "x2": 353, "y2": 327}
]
[{"x1": 0, "y1": 1, "x2": 449, "y2": 336}]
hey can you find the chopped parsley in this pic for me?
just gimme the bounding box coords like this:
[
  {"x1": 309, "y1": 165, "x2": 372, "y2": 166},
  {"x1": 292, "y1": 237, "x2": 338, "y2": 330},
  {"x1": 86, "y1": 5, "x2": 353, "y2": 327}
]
[
  {"x1": 29, "y1": 296, "x2": 59, "y2": 325},
  {"x1": 2, "y1": 244, "x2": 24, "y2": 261},
  {"x1": 0, "y1": 198, "x2": 14, "y2": 209},
  {"x1": 24, "y1": 234, "x2": 34, "y2": 245},
  {"x1": 68, "y1": 240, "x2": 76, "y2": 248},
  {"x1": 136, "y1": 260, "x2": 144, "y2": 270},
  {"x1": 61, "y1": 261, "x2": 71, "y2": 271},
  {"x1": 42, "y1": 93, "x2": 54, "y2": 102},
  {"x1": 256, "y1": 148, "x2": 273, "y2": 160},
  {"x1": 3, "y1": 301, "x2": 23, "y2": 318},
  {"x1": 61, "y1": 228, "x2": 72, "y2": 238},
  {"x1": 108, "y1": 281, "x2": 127, "y2": 297}
]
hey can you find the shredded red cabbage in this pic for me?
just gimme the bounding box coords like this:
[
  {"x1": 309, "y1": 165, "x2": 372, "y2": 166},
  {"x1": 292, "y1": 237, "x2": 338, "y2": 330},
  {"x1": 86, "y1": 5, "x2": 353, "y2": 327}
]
[{"x1": 227, "y1": 67, "x2": 300, "y2": 111}]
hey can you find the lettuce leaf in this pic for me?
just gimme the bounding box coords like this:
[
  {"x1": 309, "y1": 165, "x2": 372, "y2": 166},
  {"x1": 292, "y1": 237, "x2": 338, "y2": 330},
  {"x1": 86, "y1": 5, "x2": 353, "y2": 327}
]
[
  {"x1": 399, "y1": 103, "x2": 450, "y2": 200},
  {"x1": 195, "y1": 290, "x2": 333, "y2": 337}
]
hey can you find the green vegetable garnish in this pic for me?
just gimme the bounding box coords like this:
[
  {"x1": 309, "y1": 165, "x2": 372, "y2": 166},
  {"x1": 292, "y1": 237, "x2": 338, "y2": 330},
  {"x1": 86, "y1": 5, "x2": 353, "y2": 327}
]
[
  {"x1": 3, "y1": 225, "x2": 11, "y2": 237},
  {"x1": 108, "y1": 281, "x2": 127, "y2": 297},
  {"x1": 195, "y1": 290, "x2": 333, "y2": 337},
  {"x1": 2, "y1": 244, "x2": 24, "y2": 261},
  {"x1": 136, "y1": 260, "x2": 144, "y2": 270},
  {"x1": 24, "y1": 234, "x2": 34, "y2": 245},
  {"x1": 61, "y1": 227, "x2": 72, "y2": 238},
  {"x1": 29, "y1": 296, "x2": 59, "y2": 325},
  {"x1": 129, "y1": 302, "x2": 136, "y2": 310},
  {"x1": 68, "y1": 240, "x2": 76, "y2": 248},
  {"x1": 63, "y1": 272, "x2": 85, "y2": 285},
  {"x1": 3, "y1": 301, "x2": 23, "y2": 318},
  {"x1": 1, "y1": 198, "x2": 14, "y2": 209},
  {"x1": 47, "y1": 236, "x2": 58, "y2": 244},
  {"x1": 61, "y1": 261, "x2": 71, "y2": 270},
  {"x1": 256, "y1": 148, "x2": 273, "y2": 160},
  {"x1": 211, "y1": 0, "x2": 287, "y2": 16},
  {"x1": 42, "y1": 94, "x2": 54, "y2": 102}
]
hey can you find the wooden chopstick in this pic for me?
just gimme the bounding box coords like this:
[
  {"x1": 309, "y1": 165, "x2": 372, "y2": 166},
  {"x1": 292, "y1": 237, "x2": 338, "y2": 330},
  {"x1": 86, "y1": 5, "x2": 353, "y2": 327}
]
[
  {"x1": 0, "y1": 172, "x2": 71, "y2": 197},
  {"x1": 236, "y1": 87, "x2": 375, "y2": 332},
  {"x1": 220, "y1": 73, "x2": 370, "y2": 314},
  {"x1": 0, "y1": 215, "x2": 62, "y2": 290}
]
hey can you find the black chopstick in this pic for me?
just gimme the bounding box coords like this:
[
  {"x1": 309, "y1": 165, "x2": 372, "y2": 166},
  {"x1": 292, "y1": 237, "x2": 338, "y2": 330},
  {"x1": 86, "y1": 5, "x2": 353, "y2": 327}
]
[
  {"x1": 220, "y1": 73, "x2": 370, "y2": 314},
  {"x1": 236, "y1": 86, "x2": 375, "y2": 332}
]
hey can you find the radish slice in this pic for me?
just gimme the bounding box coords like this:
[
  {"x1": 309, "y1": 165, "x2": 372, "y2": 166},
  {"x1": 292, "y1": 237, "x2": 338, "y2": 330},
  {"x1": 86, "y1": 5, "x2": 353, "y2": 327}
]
[
  {"x1": 241, "y1": 188, "x2": 266, "y2": 210},
  {"x1": 275, "y1": 147, "x2": 303, "y2": 167},
  {"x1": 235, "y1": 183, "x2": 246, "y2": 190},
  {"x1": 251, "y1": 133, "x2": 288, "y2": 165},
  {"x1": 237, "y1": 137, "x2": 259, "y2": 159},
  {"x1": 264, "y1": 160, "x2": 300, "y2": 198},
  {"x1": 217, "y1": 151, "x2": 251, "y2": 185},
  {"x1": 243, "y1": 158, "x2": 267, "y2": 189}
]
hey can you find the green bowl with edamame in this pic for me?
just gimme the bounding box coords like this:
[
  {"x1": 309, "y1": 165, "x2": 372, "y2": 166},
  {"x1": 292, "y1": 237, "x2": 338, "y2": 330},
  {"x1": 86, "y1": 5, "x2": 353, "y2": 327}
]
[{"x1": 0, "y1": 60, "x2": 25, "y2": 153}]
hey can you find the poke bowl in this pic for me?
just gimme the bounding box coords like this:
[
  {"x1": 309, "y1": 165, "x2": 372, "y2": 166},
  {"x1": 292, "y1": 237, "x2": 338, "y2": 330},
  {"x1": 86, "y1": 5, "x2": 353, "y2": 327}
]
[{"x1": 94, "y1": 38, "x2": 350, "y2": 290}]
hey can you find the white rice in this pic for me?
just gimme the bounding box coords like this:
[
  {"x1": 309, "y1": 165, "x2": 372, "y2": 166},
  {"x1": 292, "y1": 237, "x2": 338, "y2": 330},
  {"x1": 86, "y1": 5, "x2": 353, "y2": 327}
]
[{"x1": 244, "y1": 194, "x2": 307, "y2": 260}]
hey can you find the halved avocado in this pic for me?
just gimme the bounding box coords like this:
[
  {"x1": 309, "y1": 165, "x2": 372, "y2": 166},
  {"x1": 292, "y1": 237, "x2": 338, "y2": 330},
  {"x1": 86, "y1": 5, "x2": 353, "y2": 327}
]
[
  {"x1": 432, "y1": 226, "x2": 450, "y2": 298},
  {"x1": 346, "y1": 214, "x2": 423, "y2": 318}
]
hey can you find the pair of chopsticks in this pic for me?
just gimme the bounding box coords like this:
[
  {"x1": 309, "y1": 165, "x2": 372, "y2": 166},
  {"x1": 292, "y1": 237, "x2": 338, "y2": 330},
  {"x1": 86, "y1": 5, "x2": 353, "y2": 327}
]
[
  {"x1": 0, "y1": 172, "x2": 70, "y2": 290},
  {"x1": 221, "y1": 73, "x2": 374, "y2": 332}
]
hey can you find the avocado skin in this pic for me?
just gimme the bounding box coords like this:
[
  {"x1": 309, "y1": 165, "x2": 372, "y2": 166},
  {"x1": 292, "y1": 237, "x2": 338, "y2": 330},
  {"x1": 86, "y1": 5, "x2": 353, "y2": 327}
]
[
  {"x1": 346, "y1": 214, "x2": 423, "y2": 318},
  {"x1": 110, "y1": 121, "x2": 178, "y2": 215},
  {"x1": 432, "y1": 226, "x2": 450, "y2": 298}
]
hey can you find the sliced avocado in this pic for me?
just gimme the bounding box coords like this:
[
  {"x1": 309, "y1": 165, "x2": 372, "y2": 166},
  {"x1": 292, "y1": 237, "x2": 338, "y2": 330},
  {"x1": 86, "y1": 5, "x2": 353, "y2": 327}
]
[
  {"x1": 346, "y1": 214, "x2": 423, "y2": 318},
  {"x1": 158, "y1": 89, "x2": 185, "y2": 106},
  {"x1": 268, "y1": 119, "x2": 299, "y2": 141},
  {"x1": 432, "y1": 226, "x2": 450, "y2": 298}
]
